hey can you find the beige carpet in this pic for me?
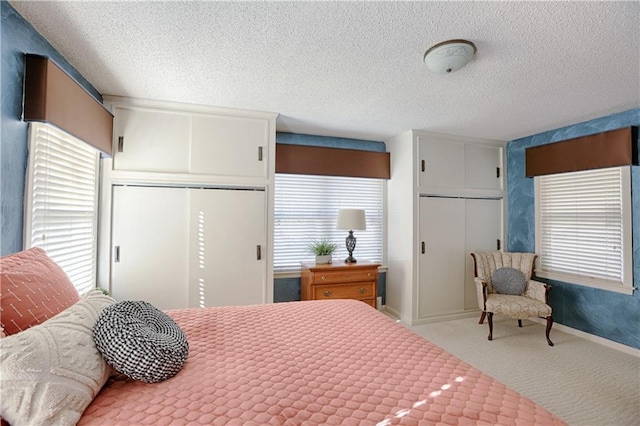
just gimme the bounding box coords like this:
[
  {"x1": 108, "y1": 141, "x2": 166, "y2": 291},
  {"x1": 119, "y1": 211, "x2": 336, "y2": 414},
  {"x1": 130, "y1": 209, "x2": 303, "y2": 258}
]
[{"x1": 407, "y1": 315, "x2": 640, "y2": 426}]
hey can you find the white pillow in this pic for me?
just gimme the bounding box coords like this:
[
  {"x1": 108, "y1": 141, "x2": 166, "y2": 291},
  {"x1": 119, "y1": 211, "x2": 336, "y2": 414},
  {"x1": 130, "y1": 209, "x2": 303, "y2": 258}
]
[{"x1": 0, "y1": 290, "x2": 116, "y2": 426}]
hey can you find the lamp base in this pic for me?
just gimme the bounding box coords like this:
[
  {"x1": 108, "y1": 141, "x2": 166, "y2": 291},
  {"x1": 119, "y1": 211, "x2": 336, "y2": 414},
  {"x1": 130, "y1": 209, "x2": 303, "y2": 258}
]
[{"x1": 344, "y1": 231, "x2": 357, "y2": 263}]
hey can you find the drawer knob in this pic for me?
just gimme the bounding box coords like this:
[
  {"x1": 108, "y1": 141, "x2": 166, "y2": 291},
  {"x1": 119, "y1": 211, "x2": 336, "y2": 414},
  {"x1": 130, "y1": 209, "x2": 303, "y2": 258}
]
[
  {"x1": 323, "y1": 290, "x2": 332, "y2": 297},
  {"x1": 358, "y1": 287, "x2": 366, "y2": 294},
  {"x1": 321, "y1": 275, "x2": 326, "y2": 281},
  {"x1": 367, "y1": 272, "x2": 371, "y2": 277}
]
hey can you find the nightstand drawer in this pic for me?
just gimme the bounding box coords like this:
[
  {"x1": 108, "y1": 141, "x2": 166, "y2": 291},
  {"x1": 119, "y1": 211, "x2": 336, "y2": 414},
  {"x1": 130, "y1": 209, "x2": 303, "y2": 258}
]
[
  {"x1": 300, "y1": 261, "x2": 380, "y2": 309},
  {"x1": 312, "y1": 269, "x2": 376, "y2": 284},
  {"x1": 313, "y1": 282, "x2": 376, "y2": 300}
]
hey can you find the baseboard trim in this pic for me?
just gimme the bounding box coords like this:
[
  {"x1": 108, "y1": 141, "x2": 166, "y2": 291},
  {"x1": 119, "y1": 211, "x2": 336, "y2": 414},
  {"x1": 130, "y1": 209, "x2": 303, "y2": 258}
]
[
  {"x1": 381, "y1": 305, "x2": 403, "y2": 322},
  {"x1": 379, "y1": 307, "x2": 481, "y2": 326},
  {"x1": 410, "y1": 310, "x2": 480, "y2": 326},
  {"x1": 528, "y1": 317, "x2": 640, "y2": 357}
]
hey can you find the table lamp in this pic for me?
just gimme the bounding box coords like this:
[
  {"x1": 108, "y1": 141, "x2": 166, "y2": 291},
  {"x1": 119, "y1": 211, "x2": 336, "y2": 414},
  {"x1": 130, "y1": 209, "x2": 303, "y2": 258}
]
[{"x1": 336, "y1": 209, "x2": 366, "y2": 263}]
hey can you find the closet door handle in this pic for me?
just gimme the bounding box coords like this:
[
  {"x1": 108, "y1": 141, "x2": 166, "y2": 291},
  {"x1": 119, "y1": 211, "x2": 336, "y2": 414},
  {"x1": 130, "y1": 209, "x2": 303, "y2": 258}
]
[
  {"x1": 258, "y1": 146, "x2": 263, "y2": 161},
  {"x1": 496, "y1": 239, "x2": 501, "y2": 250},
  {"x1": 256, "y1": 245, "x2": 262, "y2": 260},
  {"x1": 114, "y1": 246, "x2": 120, "y2": 263},
  {"x1": 421, "y1": 241, "x2": 425, "y2": 254},
  {"x1": 421, "y1": 160, "x2": 425, "y2": 172}
]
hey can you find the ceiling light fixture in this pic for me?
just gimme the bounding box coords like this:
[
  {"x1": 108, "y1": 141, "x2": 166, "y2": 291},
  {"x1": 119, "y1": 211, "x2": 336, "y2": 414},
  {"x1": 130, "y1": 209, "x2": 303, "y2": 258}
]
[{"x1": 423, "y1": 39, "x2": 477, "y2": 74}]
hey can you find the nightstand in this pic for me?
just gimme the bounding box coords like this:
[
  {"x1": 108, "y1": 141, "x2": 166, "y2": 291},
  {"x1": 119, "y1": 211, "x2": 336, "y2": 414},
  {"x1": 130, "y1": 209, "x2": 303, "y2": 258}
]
[{"x1": 300, "y1": 261, "x2": 380, "y2": 308}]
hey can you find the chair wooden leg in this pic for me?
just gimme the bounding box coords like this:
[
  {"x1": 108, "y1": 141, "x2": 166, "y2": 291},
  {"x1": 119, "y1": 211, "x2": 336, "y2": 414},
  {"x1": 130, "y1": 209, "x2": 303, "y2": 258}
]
[
  {"x1": 487, "y1": 312, "x2": 493, "y2": 341},
  {"x1": 518, "y1": 319, "x2": 522, "y2": 328},
  {"x1": 479, "y1": 311, "x2": 486, "y2": 324},
  {"x1": 546, "y1": 315, "x2": 554, "y2": 346}
]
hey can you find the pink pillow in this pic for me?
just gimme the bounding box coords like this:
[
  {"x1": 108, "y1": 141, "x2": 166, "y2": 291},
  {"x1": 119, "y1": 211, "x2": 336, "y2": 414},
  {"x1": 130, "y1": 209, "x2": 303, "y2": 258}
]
[{"x1": 0, "y1": 247, "x2": 80, "y2": 335}]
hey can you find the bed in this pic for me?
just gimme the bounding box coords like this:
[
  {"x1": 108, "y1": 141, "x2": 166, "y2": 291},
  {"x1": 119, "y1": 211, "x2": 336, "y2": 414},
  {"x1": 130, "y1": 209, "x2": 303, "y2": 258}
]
[{"x1": 1, "y1": 248, "x2": 566, "y2": 425}]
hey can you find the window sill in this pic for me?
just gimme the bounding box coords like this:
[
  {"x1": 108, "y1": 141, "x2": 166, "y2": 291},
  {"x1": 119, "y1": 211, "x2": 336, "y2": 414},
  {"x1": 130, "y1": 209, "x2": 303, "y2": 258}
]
[{"x1": 536, "y1": 271, "x2": 634, "y2": 295}]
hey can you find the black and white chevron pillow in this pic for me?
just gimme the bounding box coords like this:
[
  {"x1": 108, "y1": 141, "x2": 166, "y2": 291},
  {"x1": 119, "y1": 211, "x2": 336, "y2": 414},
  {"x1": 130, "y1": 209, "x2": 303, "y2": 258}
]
[{"x1": 93, "y1": 301, "x2": 189, "y2": 383}]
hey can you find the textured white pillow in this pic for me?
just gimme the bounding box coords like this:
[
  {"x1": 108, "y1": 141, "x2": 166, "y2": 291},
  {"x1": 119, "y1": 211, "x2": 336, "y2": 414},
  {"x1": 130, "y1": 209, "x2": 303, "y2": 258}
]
[{"x1": 0, "y1": 290, "x2": 116, "y2": 426}]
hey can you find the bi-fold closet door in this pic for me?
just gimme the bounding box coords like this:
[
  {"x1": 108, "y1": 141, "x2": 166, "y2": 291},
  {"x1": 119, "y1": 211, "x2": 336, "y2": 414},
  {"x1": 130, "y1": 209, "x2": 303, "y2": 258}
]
[
  {"x1": 417, "y1": 196, "x2": 502, "y2": 319},
  {"x1": 111, "y1": 185, "x2": 266, "y2": 310}
]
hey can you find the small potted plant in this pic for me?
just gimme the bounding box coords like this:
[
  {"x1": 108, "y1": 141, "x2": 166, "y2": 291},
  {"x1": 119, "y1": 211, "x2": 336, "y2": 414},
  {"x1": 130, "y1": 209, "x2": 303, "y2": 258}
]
[{"x1": 307, "y1": 238, "x2": 337, "y2": 264}]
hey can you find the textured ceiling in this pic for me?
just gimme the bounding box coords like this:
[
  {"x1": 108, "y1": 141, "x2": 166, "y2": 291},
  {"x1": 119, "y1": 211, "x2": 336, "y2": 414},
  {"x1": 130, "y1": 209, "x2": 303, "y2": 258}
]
[{"x1": 9, "y1": 1, "x2": 640, "y2": 142}]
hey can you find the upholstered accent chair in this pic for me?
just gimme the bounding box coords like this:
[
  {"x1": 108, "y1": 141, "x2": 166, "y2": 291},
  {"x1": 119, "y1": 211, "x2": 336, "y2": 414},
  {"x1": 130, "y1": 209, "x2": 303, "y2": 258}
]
[{"x1": 470, "y1": 251, "x2": 554, "y2": 346}]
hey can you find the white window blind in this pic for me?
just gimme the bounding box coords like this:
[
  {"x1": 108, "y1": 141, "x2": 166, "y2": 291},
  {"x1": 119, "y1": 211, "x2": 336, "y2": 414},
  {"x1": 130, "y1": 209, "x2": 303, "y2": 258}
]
[
  {"x1": 24, "y1": 123, "x2": 100, "y2": 295},
  {"x1": 274, "y1": 174, "x2": 384, "y2": 273},
  {"x1": 535, "y1": 166, "x2": 632, "y2": 293}
]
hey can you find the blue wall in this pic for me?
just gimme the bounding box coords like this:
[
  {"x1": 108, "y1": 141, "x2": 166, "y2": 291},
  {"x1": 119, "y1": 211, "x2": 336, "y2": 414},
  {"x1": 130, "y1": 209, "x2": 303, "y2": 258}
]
[
  {"x1": 274, "y1": 132, "x2": 387, "y2": 303},
  {"x1": 507, "y1": 108, "x2": 640, "y2": 349},
  {"x1": 1, "y1": 2, "x2": 103, "y2": 256},
  {"x1": 276, "y1": 132, "x2": 386, "y2": 152}
]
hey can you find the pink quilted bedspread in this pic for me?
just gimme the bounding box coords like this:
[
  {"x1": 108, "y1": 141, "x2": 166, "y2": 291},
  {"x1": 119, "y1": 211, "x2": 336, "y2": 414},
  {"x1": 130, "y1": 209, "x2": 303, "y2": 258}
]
[{"x1": 80, "y1": 300, "x2": 565, "y2": 425}]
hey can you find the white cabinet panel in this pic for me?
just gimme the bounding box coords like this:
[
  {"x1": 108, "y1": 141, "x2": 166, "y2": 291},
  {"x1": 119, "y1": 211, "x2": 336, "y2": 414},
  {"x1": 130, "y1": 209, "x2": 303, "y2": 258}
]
[
  {"x1": 113, "y1": 107, "x2": 191, "y2": 173},
  {"x1": 465, "y1": 145, "x2": 502, "y2": 190},
  {"x1": 112, "y1": 105, "x2": 270, "y2": 179},
  {"x1": 418, "y1": 137, "x2": 465, "y2": 189},
  {"x1": 417, "y1": 196, "x2": 502, "y2": 319},
  {"x1": 188, "y1": 189, "x2": 266, "y2": 307},
  {"x1": 418, "y1": 136, "x2": 503, "y2": 193},
  {"x1": 190, "y1": 115, "x2": 268, "y2": 178},
  {"x1": 101, "y1": 98, "x2": 275, "y2": 310},
  {"x1": 418, "y1": 197, "x2": 466, "y2": 317},
  {"x1": 464, "y1": 198, "x2": 503, "y2": 309},
  {"x1": 386, "y1": 130, "x2": 505, "y2": 324},
  {"x1": 111, "y1": 186, "x2": 190, "y2": 309},
  {"x1": 110, "y1": 186, "x2": 267, "y2": 310}
]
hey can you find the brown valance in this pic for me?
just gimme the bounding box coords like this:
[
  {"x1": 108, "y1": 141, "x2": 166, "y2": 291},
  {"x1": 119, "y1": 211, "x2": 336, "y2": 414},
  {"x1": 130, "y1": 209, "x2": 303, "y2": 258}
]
[
  {"x1": 525, "y1": 127, "x2": 638, "y2": 177},
  {"x1": 23, "y1": 54, "x2": 113, "y2": 155},
  {"x1": 276, "y1": 144, "x2": 390, "y2": 179}
]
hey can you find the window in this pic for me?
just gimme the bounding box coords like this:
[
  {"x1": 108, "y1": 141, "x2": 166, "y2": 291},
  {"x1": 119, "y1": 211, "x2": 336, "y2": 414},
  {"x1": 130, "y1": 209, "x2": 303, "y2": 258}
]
[
  {"x1": 24, "y1": 123, "x2": 100, "y2": 295},
  {"x1": 535, "y1": 166, "x2": 632, "y2": 294},
  {"x1": 274, "y1": 174, "x2": 384, "y2": 273}
]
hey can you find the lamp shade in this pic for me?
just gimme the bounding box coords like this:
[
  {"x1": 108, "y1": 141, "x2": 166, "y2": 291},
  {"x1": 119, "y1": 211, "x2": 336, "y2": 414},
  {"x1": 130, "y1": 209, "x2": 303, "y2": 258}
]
[{"x1": 336, "y1": 209, "x2": 366, "y2": 231}]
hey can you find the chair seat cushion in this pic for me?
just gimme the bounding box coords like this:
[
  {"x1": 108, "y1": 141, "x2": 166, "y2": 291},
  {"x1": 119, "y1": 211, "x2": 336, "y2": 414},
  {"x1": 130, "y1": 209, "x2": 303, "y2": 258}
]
[
  {"x1": 486, "y1": 294, "x2": 552, "y2": 319},
  {"x1": 491, "y1": 267, "x2": 527, "y2": 295},
  {"x1": 93, "y1": 301, "x2": 189, "y2": 383}
]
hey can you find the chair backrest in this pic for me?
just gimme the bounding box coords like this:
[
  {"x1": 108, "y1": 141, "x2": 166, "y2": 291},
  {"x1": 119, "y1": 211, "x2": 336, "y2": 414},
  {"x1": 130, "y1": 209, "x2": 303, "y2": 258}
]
[{"x1": 470, "y1": 251, "x2": 537, "y2": 293}]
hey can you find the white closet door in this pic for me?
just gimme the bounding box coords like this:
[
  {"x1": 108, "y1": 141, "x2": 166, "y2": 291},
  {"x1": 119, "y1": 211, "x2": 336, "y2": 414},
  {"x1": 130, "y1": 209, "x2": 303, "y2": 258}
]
[
  {"x1": 418, "y1": 138, "x2": 465, "y2": 189},
  {"x1": 189, "y1": 189, "x2": 266, "y2": 307},
  {"x1": 111, "y1": 186, "x2": 190, "y2": 309},
  {"x1": 464, "y1": 198, "x2": 503, "y2": 309},
  {"x1": 418, "y1": 197, "x2": 466, "y2": 318},
  {"x1": 190, "y1": 115, "x2": 268, "y2": 178},
  {"x1": 113, "y1": 107, "x2": 191, "y2": 173},
  {"x1": 465, "y1": 145, "x2": 502, "y2": 190}
]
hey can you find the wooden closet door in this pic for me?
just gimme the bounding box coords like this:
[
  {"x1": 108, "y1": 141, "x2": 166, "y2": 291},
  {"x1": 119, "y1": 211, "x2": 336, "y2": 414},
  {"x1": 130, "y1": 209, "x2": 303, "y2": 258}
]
[
  {"x1": 188, "y1": 189, "x2": 267, "y2": 308},
  {"x1": 110, "y1": 186, "x2": 190, "y2": 309}
]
